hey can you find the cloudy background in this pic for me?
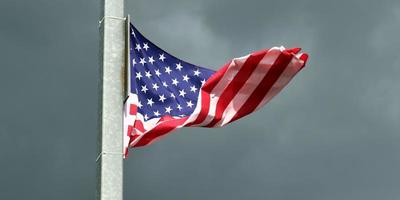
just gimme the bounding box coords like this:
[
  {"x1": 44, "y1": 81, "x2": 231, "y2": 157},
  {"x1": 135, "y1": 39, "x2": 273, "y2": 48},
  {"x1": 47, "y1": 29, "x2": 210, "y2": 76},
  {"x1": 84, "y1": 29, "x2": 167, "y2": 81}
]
[{"x1": 1, "y1": 0, "x2": 399, "y2": 199}]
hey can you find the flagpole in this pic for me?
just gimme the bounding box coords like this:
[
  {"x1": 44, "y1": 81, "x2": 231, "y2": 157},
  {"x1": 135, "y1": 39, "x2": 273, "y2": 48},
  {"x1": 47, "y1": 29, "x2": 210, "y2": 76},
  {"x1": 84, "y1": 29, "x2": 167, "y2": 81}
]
[{"x1": 97, "y1": 0, "x2": 125, "y2": 200}]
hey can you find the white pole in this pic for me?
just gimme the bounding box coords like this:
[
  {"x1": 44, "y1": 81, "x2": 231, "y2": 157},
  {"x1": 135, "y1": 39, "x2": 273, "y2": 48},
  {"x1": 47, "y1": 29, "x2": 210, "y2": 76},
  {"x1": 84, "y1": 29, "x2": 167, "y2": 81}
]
[{"x1": 97, "y1": 0, "x2": 125, "y2": 200}]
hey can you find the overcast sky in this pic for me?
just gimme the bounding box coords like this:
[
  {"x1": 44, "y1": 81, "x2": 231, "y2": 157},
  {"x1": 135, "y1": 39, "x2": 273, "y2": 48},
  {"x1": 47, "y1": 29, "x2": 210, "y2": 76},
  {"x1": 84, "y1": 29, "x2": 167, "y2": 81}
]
[{"x1": 1, "y1": 0, "x2": 400, "y2": 199}]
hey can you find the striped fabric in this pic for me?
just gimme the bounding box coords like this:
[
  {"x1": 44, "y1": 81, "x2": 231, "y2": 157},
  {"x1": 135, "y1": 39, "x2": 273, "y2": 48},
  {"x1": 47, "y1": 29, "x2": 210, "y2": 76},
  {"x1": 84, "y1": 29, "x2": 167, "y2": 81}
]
[{"x1": 123, "y1": 23, "x2": 308, "y2": 157}]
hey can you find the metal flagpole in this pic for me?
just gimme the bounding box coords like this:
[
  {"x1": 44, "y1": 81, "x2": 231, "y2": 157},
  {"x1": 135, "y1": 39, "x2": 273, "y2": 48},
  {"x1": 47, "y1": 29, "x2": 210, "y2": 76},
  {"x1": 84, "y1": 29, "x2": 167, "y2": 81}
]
[
  {"x1": 125, "y1": 15, "x2": 131, "y2": 98},
  {"x1": 97, "y1": 0, "x2": 125, "y2": 200}
]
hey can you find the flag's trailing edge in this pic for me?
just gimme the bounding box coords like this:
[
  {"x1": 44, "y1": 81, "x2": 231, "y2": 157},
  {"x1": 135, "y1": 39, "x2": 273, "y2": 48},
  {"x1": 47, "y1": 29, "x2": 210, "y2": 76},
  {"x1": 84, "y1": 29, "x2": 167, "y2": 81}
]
[{"x1": 123, "y1": 23, "x2": 308, "y2": 157}]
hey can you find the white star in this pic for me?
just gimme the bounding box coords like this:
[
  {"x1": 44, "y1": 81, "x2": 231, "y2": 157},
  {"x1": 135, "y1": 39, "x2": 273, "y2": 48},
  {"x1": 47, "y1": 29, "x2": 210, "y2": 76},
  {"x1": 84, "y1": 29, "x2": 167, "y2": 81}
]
[
  {"x1": 135, "y1": 43, "x2": 142, "y2": 51},
  {"x1": 153, "y1": 110, "x2": 160, "y2": 117},
  {"x1": 172, "y1": 78, "x2": 179, "y2": 86},
  {"x1": 144, "y1": 114, "x2": 149, "y2": 121},
  {"x1": 176, "y1": 63, "x2": 183, "y2": 71},
  {"x1": 137, "y1": 101, "x2": 143, "y2": 109},
  {"x1": 141, "y1": 85, "x2": 148, "y2": 93},
  {"x1": 159, "y1": 53, "x2": 166, "y2": 62},
  {"x1": 147, "y1": 98, "x2": 154, "y2": 107},
  {"x1": 143, "y1": 43, "x2": 149, "y2": 51},
  {"x1": 177, "y1": 104, "x2": 182, "y2": 111},
  {"x1": 162, "y1": 81, "x2": 168, "y2": 87},
  {"x1": 139, "y1": 57, "x2": 146, "y2": 65},
  {"x1": 165, "y1": 106, "x2": 172, "y2": 114},
  {"x1": 131, "y1": 29, "x2": 135, "y2": 36},
  {"x1": 159, "y1": 94, "x2": 166, "y2": 102},
  {"x1": 190, "y1": 85, "x2": 198, "y2": 93},
  {"x1": 165, "y1": 66, "x2": 172, "y2": 74},
  {"x1": 155, "y1": 69, "x2": 161, "y2": 77},
  {"x1": 145, "y1": 71, "x2": 152, "y2": 79},
  {"x1": 179, "y1": 89, "x2": 186, "y2": 97},
  {"x1": 194, "y1": 69, "x2": 201, "y2": 76},
  {"x1": 135, "y1": 72, "x2": 142, "y2": 80},
  {"x1": 148, "y1": 56, "x2": 155, "y2": 65},
  {"x1": 152, "y1": 83, "x2": 159, "y2": 91},
  {"x1": 186, "y1": 100, "x2": 194, "y2": 108},
  {"x1": 201, "y1": 79, "x2": 206, "y2": 85},
  {"x1": 170, "y1": 93, "x2": 176, "y2": 99},
  {"x1": 132, "y1": 59, "x2": 137, "y2": 66},
  {"x1": 182, "y1": 74, "x2": 190, "y2": 82}
]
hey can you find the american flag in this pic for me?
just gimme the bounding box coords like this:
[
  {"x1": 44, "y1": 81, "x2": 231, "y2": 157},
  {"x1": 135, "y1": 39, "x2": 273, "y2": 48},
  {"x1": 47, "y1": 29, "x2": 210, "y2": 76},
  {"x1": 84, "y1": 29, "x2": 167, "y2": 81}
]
[{"x1": 123, "y1": 23, "x2": 308, "y2": 157}]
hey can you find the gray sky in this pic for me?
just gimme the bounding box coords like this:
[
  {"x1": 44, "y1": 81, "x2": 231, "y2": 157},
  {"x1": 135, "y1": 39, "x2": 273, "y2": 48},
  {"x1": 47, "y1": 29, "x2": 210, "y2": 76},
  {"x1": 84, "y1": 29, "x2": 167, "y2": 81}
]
[{"x1": 1, "y1": 0, "x2": 399, "y2": 199}]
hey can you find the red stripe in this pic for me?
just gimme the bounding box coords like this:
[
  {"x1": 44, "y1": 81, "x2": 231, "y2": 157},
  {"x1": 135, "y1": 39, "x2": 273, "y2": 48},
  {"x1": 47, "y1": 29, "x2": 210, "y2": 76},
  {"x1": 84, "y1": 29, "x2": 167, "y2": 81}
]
[
  {"x1": 184, "y1": 61, "x2": 231, "y2": 127},
  {"x1": 129, "y1": 104, "x2": 137, "y2": 115},
  {"x1": 205, "y1": 49, "x2": 268, "y2": 127},
  {"x1": 229, "y1": 51, "x2": 294, "y2": 123},
  {"x1": 159, "y1": 115, "x2": 175, "y2": 121},
  {"x1": 127, "y1": 133, "x2": 141, "y2": 154},
  {"x1": 286, "y1": 47, "x2": 301, "y2": 54},
  {"x1": 130, "y1": 133, "x2": 140, "y2": 142},
  {"x1": 127, "y1": 125, "x2": 134, "y2": 136},
  {"x1": 134, "y1": 119, "x2": 146, "y2": 133},
  {"x1": 299, "y1": 54, "x2": 309, "y2": 69},
  {"x1": 124, "y1": 147, "x2": 129, "y2": 157},
  {"x1": 133, "y1": 117, "x2": 188, "y2": 147}
]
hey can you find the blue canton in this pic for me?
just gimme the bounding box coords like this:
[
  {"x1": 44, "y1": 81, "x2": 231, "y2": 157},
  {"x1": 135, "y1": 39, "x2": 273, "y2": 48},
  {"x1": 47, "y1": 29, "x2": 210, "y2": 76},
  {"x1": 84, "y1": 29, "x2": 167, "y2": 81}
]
[{"x1": 130, "y1": 24, "x2": 215, "y2": 121}]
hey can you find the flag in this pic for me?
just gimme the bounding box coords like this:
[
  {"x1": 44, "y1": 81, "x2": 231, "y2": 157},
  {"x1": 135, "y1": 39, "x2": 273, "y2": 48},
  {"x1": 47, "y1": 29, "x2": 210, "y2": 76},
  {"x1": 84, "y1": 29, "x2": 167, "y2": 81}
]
[{"x1": 123, "y1": 23, "x2": 308, "y2": 157}]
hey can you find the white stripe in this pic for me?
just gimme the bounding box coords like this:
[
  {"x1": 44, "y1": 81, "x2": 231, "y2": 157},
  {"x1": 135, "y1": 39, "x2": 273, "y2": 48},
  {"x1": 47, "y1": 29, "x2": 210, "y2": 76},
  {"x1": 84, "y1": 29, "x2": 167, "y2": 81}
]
[
  {"x1": 217, "y1": 48, "x2": 282, "y2": 126},
  {"x1": 129, "y1": 115, "x2": 189, "y2": 147},
  {"x1": 127, "y1": 110, "x2": 188, "y2": 147},
  {"x1": 254, "y1": 52, "x2": 306, "y2": 111},
  {"x1": 196, "y1": 55, "x2": 250, "y2": 126},
  {"x1": 184, "y1": 89, "x2": 204, "y2": 125},
  {"x1": 123, "y1": 94, "x2": 138, "y2": 156}
]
